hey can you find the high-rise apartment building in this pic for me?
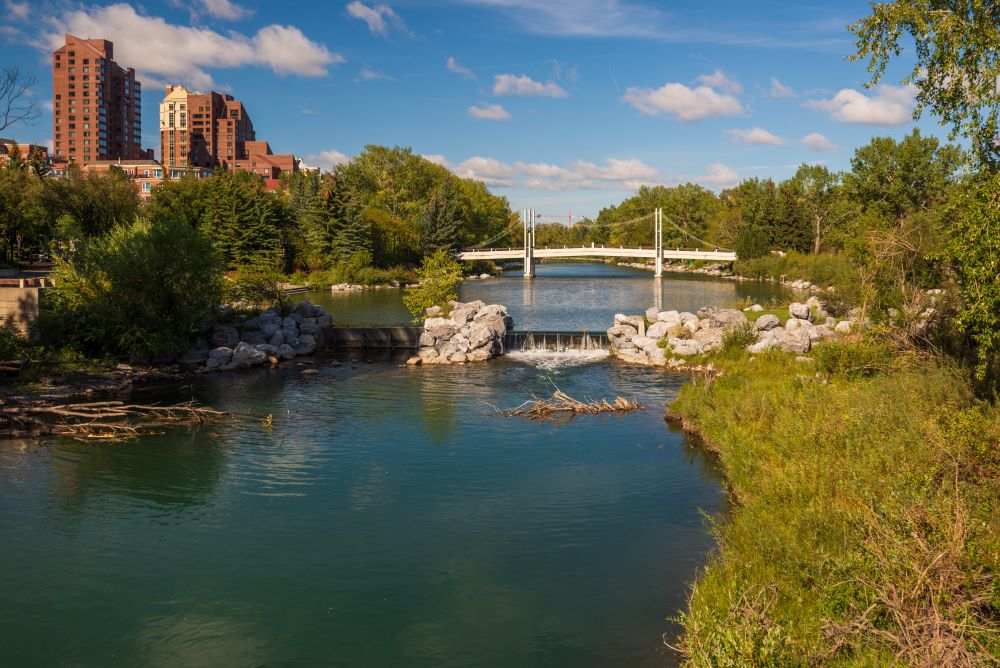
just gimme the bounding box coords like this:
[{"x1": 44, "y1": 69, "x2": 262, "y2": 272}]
[
  {"x1": 52, "y1": 35, "x2": 143, "y2": 164},
  {"x1": 159, "y1": 85, "x2": 255, "y2": 170}
]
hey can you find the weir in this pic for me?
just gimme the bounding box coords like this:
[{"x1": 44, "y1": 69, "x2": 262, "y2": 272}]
[{"x1": 504, "y1": 330, "x2": 609, "y2": 352}]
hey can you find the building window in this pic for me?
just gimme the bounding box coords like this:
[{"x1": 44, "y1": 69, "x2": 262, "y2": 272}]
[{"x1": 142, "y1": 182, "x2": 151, "y2": 192}]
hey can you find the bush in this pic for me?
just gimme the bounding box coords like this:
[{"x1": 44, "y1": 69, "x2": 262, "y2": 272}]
[
  {"x1": 0, "y1": 316, "x2": 26, "y2": 361},
  {"x1": 812, "y1": 338, "x2": 897, "y2": 377},
  {"x1": 403, "y1": 249, "x2": 463, "y2": 320},
  {"x1": 225, "y1": 256, "x2": 287, "y2": 311},
  {"x1": 734, "y1": 227, "x2": 770, "y2": 260},
  {"x1": 42, "y1": 217, "x2": 223, "y2": 360},
  {"x1": 720, "y1": 321, "x2": 757, "y2": 354}
]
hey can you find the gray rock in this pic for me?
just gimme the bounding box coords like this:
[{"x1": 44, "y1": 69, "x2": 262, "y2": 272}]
[
  {"x1": 316, "y1": 315, "x2": 333, "y2": 328},
  {"x1": 450, "y1": 351, "x2": 468, "y2": 363},
  {"x1": 426, "y1": 323, "x2": 459, "y2": 342},
  {"x1": 646, "y1": 321, "x2": 671, "y2": 339},
  {"x1": 242, "y1": 317, "x2": 260, "y2": 330},
  {"x1": 693, "y1": 328, "x2": 723, "y2": 350},
  {"x1": 467, "y1": 322, "x2": 495, "y2": 350},
  {"x1": 776, "y1": 330, "x2": 811, "y2": 353},
  {"x1": 423, "y1": 317, "x2": 449, "y2": 330},
  {"x1": 668, "y1": 338, "x2": 703, "y2": 357},
  {"x1": 255, "y1": 344, "x2": 279, "y2": 357},
  {"x1": 260, "y1": 322, "x2": 280, "y2": 339},
  {"x1": 276, "y1": 344, "x2": 296, "y2": 360},
  {"x1": 645, "y1": 306, "x2": 661, "y2": 323},
  {"x1": 835, "y1": 320, "x2": 853, "y2": 334},
  {"x1": 426, "y1": 305, "x2": 443, "y2": 318},
  {"x1": 240, "y1": 330, "x2": 265, "y2": 345},
  {"x1": 473, "y1": 304, "x2": 509, "y2": 321},
  {"x1": 747, "y1": 337, "x2": 777, "y2": 353},
  {"x1": 789, "y1": 302, "x2": 813, "y2": 321},
  {"x1": 614, "y1": 313, "x2": 644, "y2": 329},
  {"x1": 657, "y1": 310, "x2": 681, "y2": 323},
  {"x1": 756, "y1": 314, "x2": 780, "y2": 331},
  {"x1": 708, "y1": 308, "x2": 748, "y2": 329},
  {"x1": 607, "y1": 324, "x2": 638, "y2": 349},
  {"x1": 205, "y1": 346, "x2": 234, "y2": 369},
  {"x1": 299, "y1": 320, "x2": 319, "y2": 335},
  {"x1": 418, "y1": 331, "x2": 436, "y2": 348},
  {"x1": 268, "y1": 330, "x2": 285, "y2": 347},
  {"x1": 209, "y1": 325, "x2": 240, "y2": 348},
  {"x1": 231, "y1": 341, "x2": 266, "y2": 367},
  {"x1": 744, "y1": 304, "x2": 764, "y2": 312}
]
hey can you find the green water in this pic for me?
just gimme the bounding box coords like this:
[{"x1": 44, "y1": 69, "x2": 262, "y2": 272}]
[{"x1": 0, "y1": 265, "x2": 780, "y2": 666}]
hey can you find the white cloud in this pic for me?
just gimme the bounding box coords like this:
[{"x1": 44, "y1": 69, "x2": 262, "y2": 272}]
[
  {"x1": 770, "y1": 77, "x2": 794, "y2": 98},
  {"x1": 453, "y1": 156, "x2": 517, "y2": 186},
  {"x1": 447, "y1": 57, "x2": 475, "y2": 79},
  {"x1": 5, "y1": 0, "x2": 28, "y2": 20},
  {"x1": 725, "y1": 127, "x2": 784, "y2": 146},
  {"x1": 468, "y1": 103, "x2": 511, "y2": 121},
  {"x1": 305, "y1": 149, "x2": 352, "y2": 172},
  {"x1": 805, "y1": 84, "x2": 916, "y2": 126},
  {"x1": 622, "y1": 82, "x2": 745, "y2": 121},
  {"x1": 696, "y1": 163, "x2": 740, "y2": 187},
  {"x1": 197, "y1": 0, "x2": 252, "y2": 20},
  {"x1": 801, "y1": 132, "x2": 836, "y2": 151},
  {"x1": 493, "y1": 73, "x2": 567, "y2": 97},
  {"x1": 42, "y1": 99, "x2": 53, "y2": 112},
  {"x1": 453, "y1": 0, "x2": 664, "y2": 38},
  {"x1": 697, "y1": 69, "x2": 741, "y2": 94},
  {"x1": 359, "y1": 66, "x2": 392, "y2": 81},
  {"x1": 421, "y1": 154, "x2": 449, "y2": 166},
  {"x1": 346, "y1": 2, "x2": 408, "y2": 37},
  {"x1": 514, "y1": 157, "x2": 662, "y2": 191},
  {"x1": 41, "y1": 4, "x2": 341, "y2": 89}
]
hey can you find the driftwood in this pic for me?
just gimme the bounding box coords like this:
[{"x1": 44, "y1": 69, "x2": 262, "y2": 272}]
[
  {"x1": 0, "y1": 399, "x2": 228, "y2": 440},
  {"x1": 500, "y1": 390, "x2": 643, "y2": 421}
]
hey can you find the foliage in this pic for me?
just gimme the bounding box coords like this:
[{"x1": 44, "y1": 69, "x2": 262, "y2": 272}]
[
  {"x1": 201, "y1": 170, "x2": 289, "y2": 268},
  {"x1": 670, "y1": 350, "x2": 1000, "y2": 665},
  {"x1": 720, "y1": 321, "x2": 757, "y2": 354},
  {"x1": 0, "y1": 315, "x2": 26, "y2": 360},
  {"x1": 42, "y1": 217, "x2": 223, "y2": 359},
  {"x1": 224, "y1": 255, "x2": 287, "y2": 311},
  {"x1": 402, "y1": 249, "x2": 463, "y2": 320},
  {"x1": 950, "y1": 173, "x2": 1000, "y2": 385},
  {"x1": 144, "y1": 176, "x2": 211, "y2": 229},
  {"x1": 420, "y1": 179, "x2": 462, "y2": 254},
  {"x1": 733, "y1": 227, "x2": 769, "y2": 259},
  {"x1": 849, "y1": 1, "x2": 1000, "y2": 168}
]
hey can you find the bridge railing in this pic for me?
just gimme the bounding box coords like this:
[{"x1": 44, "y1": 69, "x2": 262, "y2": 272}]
[{"x1": 458, "y1": 245, "x2": 733, "y2": 253}]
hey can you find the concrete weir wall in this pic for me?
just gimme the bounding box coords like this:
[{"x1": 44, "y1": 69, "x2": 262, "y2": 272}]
[
  {"x1": 325, "y1": 327, "x2": 423, "y2": 349},
  {"x1": 0, "y1": 286, "x2": 43, "y2": 337}
]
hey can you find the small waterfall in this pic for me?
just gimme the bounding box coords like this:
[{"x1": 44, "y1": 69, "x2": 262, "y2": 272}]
[{"x1": 505, "y1": 330, "x2": 611, "y2": 367}]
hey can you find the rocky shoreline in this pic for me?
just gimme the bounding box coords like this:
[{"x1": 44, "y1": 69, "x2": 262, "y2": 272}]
[{"x1": 607, "y1": 297, "x2": 858, "y2": 367}]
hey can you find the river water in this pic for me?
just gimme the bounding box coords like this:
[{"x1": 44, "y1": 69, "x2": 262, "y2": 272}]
[{"x1": 0, "y1": 264, "x2": 784, "y2": 667}]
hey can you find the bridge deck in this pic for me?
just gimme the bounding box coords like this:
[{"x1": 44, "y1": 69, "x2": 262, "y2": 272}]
[{"x1": 458, "y1": 246, "x2": 737, "y2": 262}]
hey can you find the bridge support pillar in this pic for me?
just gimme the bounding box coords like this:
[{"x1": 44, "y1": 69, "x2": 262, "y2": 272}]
[
  {"x1": 654, "y1": 208, "x2": 663, "y2": 278},
  {"x1": 522, "y1": 208, "x2": 535, "y2": 278}
]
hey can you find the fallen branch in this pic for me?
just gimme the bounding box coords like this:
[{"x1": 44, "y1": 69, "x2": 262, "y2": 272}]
[
  {"x1": 0, "y1": 399, "x2": 228, "y2": 441},
  {"x1": 499, "y1": 390, "x2": 644, "y2": 421}
]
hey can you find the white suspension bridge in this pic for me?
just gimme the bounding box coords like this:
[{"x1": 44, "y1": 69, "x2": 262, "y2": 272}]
[{"x1": 458, "y1": 208, "x2": 737, "y2": 277}]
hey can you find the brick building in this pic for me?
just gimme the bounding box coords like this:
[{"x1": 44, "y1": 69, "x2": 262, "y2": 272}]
[
  {"x1": 159, "y1": 85, "x2": 297, "y2": 182},
  {"x1": 52, "y1": 35, "x2": 145, "y2": 165},
  {"x1": 83, "y1": 159, "x2": 212, "y2": 200},
  {"x1": 0, "y1": 138, "x2": 49, "y2": 167}
]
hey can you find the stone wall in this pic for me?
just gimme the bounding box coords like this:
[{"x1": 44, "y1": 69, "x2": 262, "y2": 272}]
[{"x1": 0, "y1": 286, "x2": 42, "y2": 337}]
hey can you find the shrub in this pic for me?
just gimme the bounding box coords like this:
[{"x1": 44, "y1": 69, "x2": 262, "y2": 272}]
[
  {"x1": 403, "y1": 249, "x2": 463, "y2": 320},
  {"x1": 42, "y1": 217, "x2": 223, "y2": 360},
  {"x1": 225, "y1": 255, "x2": 287, "y2": 311},
  {"x1": 734, "y1": 227, "x2": 770, "y2": 260},
  {"x1": 812, "y1": 338, "x2": 897, "y2": 377},
  {"x1": 720, "y1": 321, "x2": 758, "y2": 353},
  {"x1": 0, "y1": 316, "x2": 26, "y2": 361}
]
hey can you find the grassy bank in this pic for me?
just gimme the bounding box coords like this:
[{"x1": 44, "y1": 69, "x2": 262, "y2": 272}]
[{"x1": 668, "y1": 341, "x2": 999, "y2": 665}]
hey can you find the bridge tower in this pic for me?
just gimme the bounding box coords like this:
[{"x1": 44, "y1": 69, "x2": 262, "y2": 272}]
[
  {"x1": 654, "y1": 208, "x2": 663, "y2": 278},
  {"x1": 522, "y1": 208, "x2": 536, "y2": 278}
]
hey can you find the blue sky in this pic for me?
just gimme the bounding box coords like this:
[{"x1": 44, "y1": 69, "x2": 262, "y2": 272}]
[{"x1": 2, "y1": 0, "x2": 943, "y2": 217}]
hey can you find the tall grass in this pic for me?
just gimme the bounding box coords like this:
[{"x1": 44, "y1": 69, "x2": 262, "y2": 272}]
[
  {"x1": 735, "y1": 251, "x2": 856, "y2": 288},
  {"x1": 668, "y1": 341, "x2": 1000, "y2": 665}
]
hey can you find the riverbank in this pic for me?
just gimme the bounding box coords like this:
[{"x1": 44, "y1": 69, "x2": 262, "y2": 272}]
[{"x1": 664, "y1": 342, "x2": 1000, "y2": 665}]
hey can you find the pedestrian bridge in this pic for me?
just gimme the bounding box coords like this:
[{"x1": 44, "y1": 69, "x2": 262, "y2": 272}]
[{"x1": 458, "y1": 208, "x2": 737, "y2": 277}]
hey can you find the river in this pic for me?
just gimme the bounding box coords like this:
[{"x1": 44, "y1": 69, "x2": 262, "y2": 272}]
[{"x1": 0, "y1": 264, "x2": 784, "y2": 667}]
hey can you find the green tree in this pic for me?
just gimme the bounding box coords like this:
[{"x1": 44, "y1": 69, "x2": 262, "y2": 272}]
[
  {"x1": 734, "y1": 226, "x2": 770, "y2": 259},
  {"x1": 43, "y1": 217, "x2": 223, "y2": 359},
  {"x1": 201, "y1": 171, "x2": 288, "y2": 267},
  {"x1": 144, "y1": 176, "x2": 211, "y2": 228},
  {"x1": 420, "y1": 180, "x2": 462, "y2": 253},
  {"x1": 403, "y1": 249, "x2": 463, "y2": 320},
  {"x1": 849, "y1": 1, "x2": 1000, "y2": 167},
  {"x1": 37, "y1": 165, "x2": 139, "y2": 238}
]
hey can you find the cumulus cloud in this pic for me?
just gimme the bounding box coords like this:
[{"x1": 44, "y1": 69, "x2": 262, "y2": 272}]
[
  {"x1": 493, "y1": 73, "x2": 567, "y2": 97},
  {"x1": 805, "y1": 84, "x2": 916, "y2": 126},
  {"x1": 304, "y1": 149, "x2": 352, "y2": 172},
  {"x1": 421, "y1": 154, "x2": 449, "y2": 166},
  {"x1": 802, "y1": 132, "x2": 836, "y2": 151},
  {"x1": 453, "y1": 156, "x2": 517, "y2": 186},
  {"x1": 346, "y1": 1, "x2": 409, "y2": 37},
  {"x1": 197, "y1": 0, "x2": 252, "y2": 20},
  {"x1": 5, "y1": 0, "x2": 28, "y2": 20},
  {"x1": 515, "y1": 157, "x2": 662, "y2": 191},
  {"x1": 770, "y1": 77, "x2": 794, "y2": 97},
  {"x1": 696, "y1": 163, "x2": 740, "y2": 187},
  {"x1": 447, "y1": 57, "x2": 475, "y2": 79},
  {"x1": 622, "y1": 81, "x2": 745, "y2": 121},
  {"x1": 697, "y1": 69, "x2": 741, "y2": 94},
  {"x1": 468, "y1": 103, "x2": 511, "y2": 121},
  {"x1": 40, "y1": 4, "x2": 341, "y2": 89},
  {"x1": 725, "y1": 127, "x2": 784, "y2": 145}
]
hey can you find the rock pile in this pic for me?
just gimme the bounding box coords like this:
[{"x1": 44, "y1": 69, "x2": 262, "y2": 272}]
[
  {"x1": 182, "y1": 300, "x2": 332, "y2": 373},
  {"x1": 608, "y1": 300, "x2": 860, "y2": 366},
  {"x1": 410, "y1": 300, "x2": 513, "y2": 365}
]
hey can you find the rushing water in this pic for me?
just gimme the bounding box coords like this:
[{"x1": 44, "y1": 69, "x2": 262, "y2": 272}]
[{"x1": 0, "y1": 264, "x2": 783, "y2": 667}]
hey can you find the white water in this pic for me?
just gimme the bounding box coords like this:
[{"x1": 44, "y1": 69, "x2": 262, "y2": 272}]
[{"x1": 507, "y1": 349, "x2": 610, "y2": 371}]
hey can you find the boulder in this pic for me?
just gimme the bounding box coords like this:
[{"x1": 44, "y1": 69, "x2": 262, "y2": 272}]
[
  {"x1": 205, "y1": 346, "x2": 234, "y2": 369},
  {"x1": 179, "y1": 340, "x2": 209, "y2": 365},
  {"x1": 645, "y1": 306, "x2": 661, "y2": 323},
  {"x1": 417, "y1": 348, "x2": 440, "y2": 362},
  {"x1": 269, "y1": 330, "x2": 285, "y2": 347},
  {"x1": 747, "y1": 336, "x2": 777, "y2": 353},
  {"x1": 692, "y1": 328, "x2": 723, "y2": 350},
  {"x1": 473, "y1": 304, "x2": 509, "y2": 321},
  {"x1": 646, "y1": 321, "x2": 671, "y2": 339},
  {"x1": 835, "y1": 320, "x2": 853, "y2": 334},
  {"x1": 255, "y1": 344, "x2": 279, "y2": 357},
  {"x1": 805, "y1": 296, "x2": 823, "y2": 309},
  {"x1": 260, "y1": 322, "x2": 281, "y2": 339},
  {"x1": 607, "y1": 324, "x2": 638, "y2": 349},
  {"x1": 755, "y1": 314, "x2": 780, "y2": 331},
  {"x1": 657, "y1": 310, "x2": 681, "y2": 324},
  {"x1": 231, "y1": 341, "x2": 266, "y2": 367},
  {"x1": 451, "y1": 351, "x2": 468, "y2": 363},
  {"x1": 426, "y1": 305, "x2": 443, "y2": 318},
  {"x1": 426, "y1": 323, "x2": 459, "y2": 342},
  {"x1": 467, "y1": 322, "x2": 495, "y2": 350},
  {"x1": 276, "y1": 344, "x2": 296, "y2": 360},
  {"x1": 418, "y1": 331, "x2": 436, "y2": 348},
  {"x1": 240, "y1": 330, "x2": 266, "y2": 345},
  {"x1": 744, "y1": 304, "x2": 764, "y2": 312},
  {"x1": 406, "y1": 356, "x2": 422, "y2": 366},
  {"x1": 776, "y1": 330, "x2": 811, "y2": 353},
  {"x1": 789, "y1": 302, "x2": 813, "y2": 321},
  {"x1": 668, "y1": 338, "x2": 703, "y2": 357},
  {"x1": 614, "y1": 313, "x2": 644, "y2": 330},
  {"x1": 295, "y1": 334, "x2": 317, "y2": 356},
  {"x1": 299, "y1": 319, "x2": 319, "y2": 335},
  {"x1": 708, "y1": 308, "x2": 747, "y2": 329},
  {"x1": 424, "y1": 317, "x2": 449, "y2": 330},
  {"x1": 209, "y1": 325, "x2": 240, "y2": 348}
]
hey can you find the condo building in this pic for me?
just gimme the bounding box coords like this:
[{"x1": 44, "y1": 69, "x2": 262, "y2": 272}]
[{"x1": 52, "y1": 35, "x2": 145, "y2": 164}]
